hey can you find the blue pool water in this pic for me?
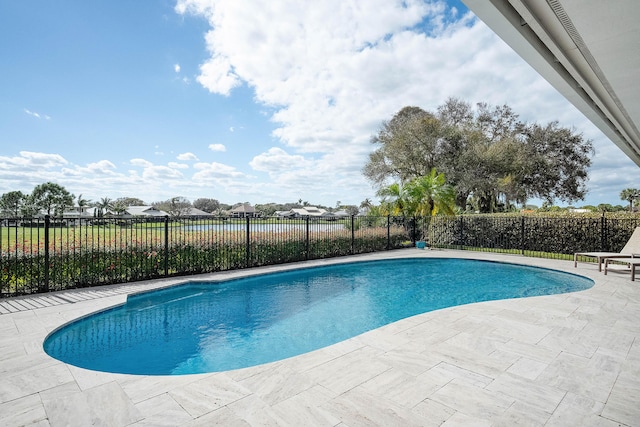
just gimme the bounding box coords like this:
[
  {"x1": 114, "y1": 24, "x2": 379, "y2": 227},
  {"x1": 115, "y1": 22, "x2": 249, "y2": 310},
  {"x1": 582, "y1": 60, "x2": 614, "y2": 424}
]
[{"x1": 43, "y1": 258, "x2": 592, "y2": 375}]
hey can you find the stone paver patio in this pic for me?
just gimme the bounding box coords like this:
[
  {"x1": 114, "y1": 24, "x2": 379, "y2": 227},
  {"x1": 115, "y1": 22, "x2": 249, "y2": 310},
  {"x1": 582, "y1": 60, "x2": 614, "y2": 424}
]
[{"x1": 1, "y1": 249, "x2": 639, "y2": 426}]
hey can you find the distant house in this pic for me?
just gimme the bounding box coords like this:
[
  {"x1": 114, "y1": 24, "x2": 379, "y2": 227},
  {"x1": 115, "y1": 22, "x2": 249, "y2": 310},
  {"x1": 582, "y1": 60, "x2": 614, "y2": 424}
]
[
  {"x1": 332, "y1": 209, "x2": 351, "y2": 218},
  {"x1": 274, "y1": 210, "x2": 295, "y2": 218},
  {"x1": 62, "y1": 206, "x2": 94, "y2": 219},
  {"x1": 183, "y1": 207, "x2": 213, "y2": 217},
  {"x1": 123, "y1": 206, "x2": 169, "y2": 217},
  {"x1": 230, "y1": 204, "x2": 258, "y2": 218},
  {"x1": 284, "y1": 206, "x2": 332, "y2": 218},
  {"x1": 61, "y1": 206, "x2": 94, "y2": 224}
]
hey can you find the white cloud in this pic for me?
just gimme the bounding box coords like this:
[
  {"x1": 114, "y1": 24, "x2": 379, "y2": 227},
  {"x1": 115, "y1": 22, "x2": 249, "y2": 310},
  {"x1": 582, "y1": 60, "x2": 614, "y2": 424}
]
[
  {"x1": 23, "y1": 108, "x2": 51, "y2": 120},
  {"x1": 193, "y1": 161, "x2": 245, "y2": 179},
  {"x1": 1, "y1": 2, "x2": 635, "y2": 210},
  {"x1": 173, "y1": 0, "x2": 637, "y2": 206},
  {"x1": 61, "y1": 160, "x2": 118, "y2": 177},
  {"x1": 177, "y1": 0, "x2": 471, "y2": 151},
  {"x1": 130, "y1": 158, "x2": 153, "y2": 167},
  {"x1": 177, "y1": 152, "x2": 199, "y2": 161},
  {"x1": 197, "y1": 55, "x2": 241, "y2": 96},
  {"x1": 0, "y1": 148, "x2": 246, "y2": 203},
  {"x1": 249, "y1": 147, "x2": 308, "y2": 173},
  {"x1": 86, "y1": 160, "x2": 117, "y2": 172},
  {"x1": 24, "y1": 108, "x2": 40, "y2": 119},
  {"x1": 141, "y1": 165, "x2": 185, "y2": 180},
  {"x1": 168, "y1": 162, "x2": 190, "y2": 169},
  {"x1": 0, "y1": 151, "x2": 67, "y2": 170}
]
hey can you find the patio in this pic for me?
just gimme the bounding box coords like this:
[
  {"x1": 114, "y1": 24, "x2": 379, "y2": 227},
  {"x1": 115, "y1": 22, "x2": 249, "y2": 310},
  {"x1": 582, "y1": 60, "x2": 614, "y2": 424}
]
[{"x1": 1, "y1": 249, "x2": 639, "y2": 426}]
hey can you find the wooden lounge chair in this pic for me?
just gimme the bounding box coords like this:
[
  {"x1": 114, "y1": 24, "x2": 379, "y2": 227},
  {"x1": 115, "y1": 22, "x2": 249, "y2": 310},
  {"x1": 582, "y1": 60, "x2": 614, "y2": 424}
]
[
  {"x1": 574, "y1": 227, "x2": 640, "y2": 271},
  {"x1": 604, "y1": 257, "x2": 640, "y2": 281}
]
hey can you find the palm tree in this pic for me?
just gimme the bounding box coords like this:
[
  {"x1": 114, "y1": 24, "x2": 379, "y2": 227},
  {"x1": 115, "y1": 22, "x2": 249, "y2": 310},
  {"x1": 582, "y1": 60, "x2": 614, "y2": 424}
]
[
  {"x1": 376, "y1": 170, "x2": 455, "y2": 244},
  {"x1": 379, "y1": 169, "x2": 456, "y2": 217},
  {"x1": 111, "y1": 201, "x2": 127, "y2": 216},
  {"x1": 359, "y1": 198, "x2": 373, "y2": 209},
  {"x1": 77, "y1": 194, "x2": 91, "y2": 213},
  {"x1": 376, "y1": 182, "x2": 409, "y2": 216},
  {"x1": 96, "y1": 197, "x2": 112, "y2": 217},
  {"x1": 620, "y1": 188, "x2": 640, "y2": 212},
  {"x1": 405, "y1": 168, "x2": 456, "y2": 217}
]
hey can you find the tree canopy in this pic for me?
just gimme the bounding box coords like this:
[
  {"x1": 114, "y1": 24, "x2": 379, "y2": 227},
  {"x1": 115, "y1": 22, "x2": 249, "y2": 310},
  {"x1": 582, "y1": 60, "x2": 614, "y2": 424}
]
[
  {"x1": 153, "y1": 197, "x2": 192, "y2": 217},
  {"x1": 193, "y1": 198, "x2": 221, "y2": 214},
  {"x1": 363, "y1": 98, "x2": 594, "y2": 213},
  {"x1": 0, "y1": 191, "x2": 26, "y2": 217},
  {"x1": 377, "y1": 169, "x2": 455, "y2": 217},
  {"x1": 620, "y1": 188, "x2": 640, "y2": 212},
  {"x1": 28, "y1": 182, "x2": 75, "y2": 217}
]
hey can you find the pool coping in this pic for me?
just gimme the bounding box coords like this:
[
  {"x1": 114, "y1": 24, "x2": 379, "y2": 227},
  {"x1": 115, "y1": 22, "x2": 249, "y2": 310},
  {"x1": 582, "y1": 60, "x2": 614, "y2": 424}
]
[{"x1": 1, "y1": 249, "x2": 639, "y2": 426}]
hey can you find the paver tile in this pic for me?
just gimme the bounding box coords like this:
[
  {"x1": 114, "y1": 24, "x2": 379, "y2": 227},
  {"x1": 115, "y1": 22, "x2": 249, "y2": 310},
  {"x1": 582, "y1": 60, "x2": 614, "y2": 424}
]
[{"x1": 0, "y1": 250, "x2": 638, "y2": 426}]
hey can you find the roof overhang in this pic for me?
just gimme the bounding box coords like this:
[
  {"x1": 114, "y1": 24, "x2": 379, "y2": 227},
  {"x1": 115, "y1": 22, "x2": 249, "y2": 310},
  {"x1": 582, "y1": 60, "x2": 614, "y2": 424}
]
[{"x1": 462, "y1": 0, "x2": 640, "y2": 167}]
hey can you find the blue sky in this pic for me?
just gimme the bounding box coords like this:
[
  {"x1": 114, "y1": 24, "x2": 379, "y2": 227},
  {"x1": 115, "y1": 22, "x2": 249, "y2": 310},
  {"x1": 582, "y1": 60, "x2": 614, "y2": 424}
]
[{"x1": 1, "y1": 0, "x2": 637, "y2": 208}]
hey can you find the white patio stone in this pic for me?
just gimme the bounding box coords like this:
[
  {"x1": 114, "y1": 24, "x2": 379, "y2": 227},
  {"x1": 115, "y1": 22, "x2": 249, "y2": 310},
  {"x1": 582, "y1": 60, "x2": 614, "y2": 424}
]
[{"x1": 0, "y1": 249, "x2": 638, "y2": 426}]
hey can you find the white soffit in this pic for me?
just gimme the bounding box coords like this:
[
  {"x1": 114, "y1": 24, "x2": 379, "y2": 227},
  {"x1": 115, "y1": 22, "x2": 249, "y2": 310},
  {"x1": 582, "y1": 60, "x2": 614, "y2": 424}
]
[{"x1": 462, "y1": 0, "x2": 640, "y2": 167}]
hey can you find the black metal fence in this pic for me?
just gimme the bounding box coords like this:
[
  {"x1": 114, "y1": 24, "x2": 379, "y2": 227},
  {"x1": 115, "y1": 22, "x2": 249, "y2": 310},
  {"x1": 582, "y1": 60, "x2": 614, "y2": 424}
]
[
  {"x1": 2, "y1": 213, "x2": 639, "y2": 298},
  {"x1": 1, "y1": 215, "x2": 409, "y2": 297},
  {"x1": 425, "y1": 214, "x2": 639, "y2": 258}
]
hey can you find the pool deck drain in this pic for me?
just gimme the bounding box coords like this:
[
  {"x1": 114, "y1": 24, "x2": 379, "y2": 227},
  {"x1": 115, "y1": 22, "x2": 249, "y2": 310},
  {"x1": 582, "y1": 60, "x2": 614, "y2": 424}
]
[{"x1": 1, "y1": 249, "x2": 639, "y2": 426}]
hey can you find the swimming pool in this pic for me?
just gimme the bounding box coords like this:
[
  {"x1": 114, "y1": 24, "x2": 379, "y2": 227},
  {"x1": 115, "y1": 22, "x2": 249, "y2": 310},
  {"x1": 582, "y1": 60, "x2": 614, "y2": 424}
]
[{"x1": 43, "y1": 258, "x2": 592, "y2": 375}]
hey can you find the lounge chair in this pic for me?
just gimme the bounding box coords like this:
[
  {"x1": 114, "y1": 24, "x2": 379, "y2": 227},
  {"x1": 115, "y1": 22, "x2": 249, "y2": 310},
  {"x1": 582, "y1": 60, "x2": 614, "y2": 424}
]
[
  {"x1": 603, "y1": 257, "x2": 640, "y2": 281},
  {"x1": 574, "y1": 227, "x2": 640, "y2": 271}
]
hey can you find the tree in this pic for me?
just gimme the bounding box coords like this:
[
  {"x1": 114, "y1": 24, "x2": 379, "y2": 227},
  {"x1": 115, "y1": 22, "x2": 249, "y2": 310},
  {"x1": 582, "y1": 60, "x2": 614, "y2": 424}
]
[
  {"x1": 0, "y1": 191, "x2": 26, "y2": 217},
  {"x1": 377, "y1": 170, "x2": 455, "y2": 217},
  {"x1": 95, "y1": 197, "x2": 113, "y2": 217},
  {"x1": 620, "y1": 188, "x2": 640, "y2": 212},
  {"x1": 519, "y1": 121, "x2": 593, "y2": 204},
  {"x1": 343, "y1": 205, "x2": 360, "y2": 216},
  {"x1": 193, "y1": 198, "x2": 220, "y2": 213},
  {"x1": 154, "y1": 197, "x2": 192, "y2": 218},
  {"x1": 111, "y1": 201, "x2": 128, "y2": 216},
  {"x1": 404, "y1": 169, "x2": 456, "y2": 216},
  {"x1": 363, "y1": 106, "x2": 446, "y2": 185},
  {"x1": 29, "y1": 182, "x2": 74, "y2": 216},
  {"x1": 364, "y1": 99, "x2": 593, "y2": 213},
  {"x1": 377, "y1": 182, "x2": 409, "y2": 216},
  {"x1": 115, "y1": 197, "x2": 145, "y2": 207},
  {"x1": 77, "y1": 194, "x2": 91, "y2": 213},
  {"x1": 254, "y1": 203, "x2": 278, "y2": 216},
  {"x1": 359, "y1": 198, "x2": 373, "y2": 209},
  {"x1": 597, "y1": 203, "x2": 616, "y2": 213}
]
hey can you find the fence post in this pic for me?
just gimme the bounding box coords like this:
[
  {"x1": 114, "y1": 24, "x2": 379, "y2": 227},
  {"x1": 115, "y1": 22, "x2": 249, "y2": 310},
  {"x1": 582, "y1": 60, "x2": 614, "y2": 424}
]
[
  {"x1": 246, "y1": 216, "x2": 251, "y2": 267},
  {"x1": 350, "y1": 216, "x2": 355, "y2": 254},
  {"x1": 459, "y1": 216, "x2": 464, "y2": 250},
  {"x1": 412, "y1": 217, "x2": 417, "y2": 244},
  {"x1": 387, "y1": 216, "x2": 391, "y2": 250},
  {"x1": 305, "y1": 216, "x2": 310, "y2": 260},
  {"x1": 43, "y1": 215, "x2": 50, "y2": 293},
  {"x1": 163, "y1": 216, "x2": 169, "y2": 276},
  {"x1": 601, "y1": 211, "x2": 606, "y2": 251},
  {"x1": 520, "y1": 215, "x2": 525, "y2": 255}
]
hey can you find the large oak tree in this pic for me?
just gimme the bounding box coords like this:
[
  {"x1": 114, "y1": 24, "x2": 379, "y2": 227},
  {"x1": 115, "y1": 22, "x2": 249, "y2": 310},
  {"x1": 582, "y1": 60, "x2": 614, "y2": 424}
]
[{"x1": 364, "y1": 98, "x2": 594, "y2": 213}]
